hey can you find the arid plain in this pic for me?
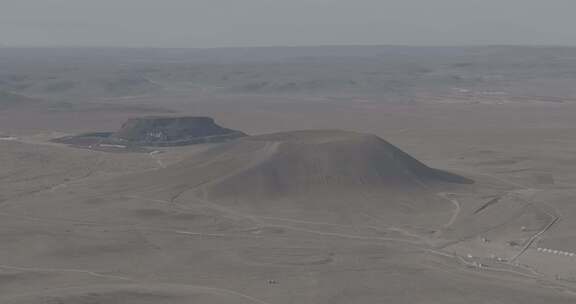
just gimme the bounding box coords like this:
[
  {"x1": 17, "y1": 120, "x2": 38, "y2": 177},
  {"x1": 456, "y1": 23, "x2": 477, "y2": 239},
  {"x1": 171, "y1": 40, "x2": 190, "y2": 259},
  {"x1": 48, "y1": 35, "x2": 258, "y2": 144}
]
[{"x1": 2, "y1": 46, "x2": 576, "y2": 303}]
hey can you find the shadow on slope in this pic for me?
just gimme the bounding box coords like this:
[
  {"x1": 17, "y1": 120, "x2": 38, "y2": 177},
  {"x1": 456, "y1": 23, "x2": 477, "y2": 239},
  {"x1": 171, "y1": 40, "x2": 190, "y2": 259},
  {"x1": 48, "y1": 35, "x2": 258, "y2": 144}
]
[
  {"x1": 113, "y1": 130, "x2": 473, "y2": 231},
  {"x1": 207, "y1": 130, "x2": 472, "y2": 200}
]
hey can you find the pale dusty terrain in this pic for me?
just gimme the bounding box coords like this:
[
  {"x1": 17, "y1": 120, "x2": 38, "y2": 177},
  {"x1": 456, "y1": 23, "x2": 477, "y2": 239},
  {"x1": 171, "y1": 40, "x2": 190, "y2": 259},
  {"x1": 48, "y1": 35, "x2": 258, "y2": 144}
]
[{"x1": 2, "y1": 47, "x2": 576, "y2": 303}]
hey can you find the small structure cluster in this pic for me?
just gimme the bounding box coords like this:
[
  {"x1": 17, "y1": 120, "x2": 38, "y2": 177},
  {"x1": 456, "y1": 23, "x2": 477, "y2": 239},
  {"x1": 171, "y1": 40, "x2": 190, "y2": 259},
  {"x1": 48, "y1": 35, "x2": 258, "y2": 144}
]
[
  {"x1": 537, "y1": 247, "x2": 576, "y2": 257},
  {"x1": 0, "y1": 135, "x2": 18, "y2": 141}
]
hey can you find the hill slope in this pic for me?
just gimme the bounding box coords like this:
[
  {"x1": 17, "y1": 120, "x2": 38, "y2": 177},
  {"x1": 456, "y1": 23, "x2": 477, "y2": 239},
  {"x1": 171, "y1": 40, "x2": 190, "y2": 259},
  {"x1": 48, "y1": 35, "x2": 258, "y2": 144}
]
[
  {"x1": 207, "y1": 130, "x2": 472, "y2": 200},
  {"x1": 122, "y1": 130, "x2": 473, "y2": 227}
]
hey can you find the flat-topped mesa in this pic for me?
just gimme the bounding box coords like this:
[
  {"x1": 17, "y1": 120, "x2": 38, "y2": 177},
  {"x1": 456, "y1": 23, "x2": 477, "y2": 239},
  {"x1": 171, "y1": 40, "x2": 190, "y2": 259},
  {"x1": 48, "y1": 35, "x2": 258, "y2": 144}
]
[
  {"x1": 205, "y1": 130, "x2": 473, "y2": 199},
  {"x1": 111, "y1": 116, "x2": 246, "y2": 146},
  {"x1": 52, "y1": 116, "x2": 246, "y2": 149}
]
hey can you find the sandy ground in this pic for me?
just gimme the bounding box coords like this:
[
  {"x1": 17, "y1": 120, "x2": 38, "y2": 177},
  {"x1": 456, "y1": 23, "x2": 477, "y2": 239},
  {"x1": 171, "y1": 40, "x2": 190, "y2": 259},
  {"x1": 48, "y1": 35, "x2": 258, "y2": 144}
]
[{"x1": 2, "y1": 94, "x2": 576, "y2": 303}]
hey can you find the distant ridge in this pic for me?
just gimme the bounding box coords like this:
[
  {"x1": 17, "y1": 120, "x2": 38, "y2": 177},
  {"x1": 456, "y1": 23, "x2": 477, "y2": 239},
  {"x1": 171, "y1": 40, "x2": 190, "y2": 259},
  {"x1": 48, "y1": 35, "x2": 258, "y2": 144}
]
[{"x1": 0, "y1": 90, "x2": 38, "y2": 109}]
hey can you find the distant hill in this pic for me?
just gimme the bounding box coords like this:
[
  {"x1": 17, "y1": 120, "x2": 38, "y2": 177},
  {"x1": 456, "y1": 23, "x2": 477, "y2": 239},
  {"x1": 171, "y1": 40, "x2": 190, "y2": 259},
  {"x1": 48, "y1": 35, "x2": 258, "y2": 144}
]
[
  {"x1": 112, "y1": 116, "x2": 246, "y2": 146},
  {"x1": 53, "y1": 116, "x2": 246, "y2": 149}
]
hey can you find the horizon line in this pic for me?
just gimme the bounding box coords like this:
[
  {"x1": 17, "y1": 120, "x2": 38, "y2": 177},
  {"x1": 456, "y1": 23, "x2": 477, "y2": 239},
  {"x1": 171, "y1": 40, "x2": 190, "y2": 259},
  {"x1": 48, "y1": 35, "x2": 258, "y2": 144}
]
[{"x1": 2, "y1": 43, "x2": 576, "y2": 50}]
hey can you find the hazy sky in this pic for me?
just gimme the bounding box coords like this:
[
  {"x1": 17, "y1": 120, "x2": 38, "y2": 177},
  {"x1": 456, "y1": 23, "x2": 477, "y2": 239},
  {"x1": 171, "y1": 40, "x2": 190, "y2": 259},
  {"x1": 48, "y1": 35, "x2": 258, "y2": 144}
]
[{"x1": 1, "y1": 0, "x2": 575, "y2": 48}]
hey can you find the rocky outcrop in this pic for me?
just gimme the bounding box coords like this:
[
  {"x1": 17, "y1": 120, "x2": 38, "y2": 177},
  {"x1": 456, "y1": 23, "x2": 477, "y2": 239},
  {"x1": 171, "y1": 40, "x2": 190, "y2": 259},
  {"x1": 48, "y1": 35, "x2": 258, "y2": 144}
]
[{"x1": 111, "y1": 116, "x2": 245, "y2": 146}]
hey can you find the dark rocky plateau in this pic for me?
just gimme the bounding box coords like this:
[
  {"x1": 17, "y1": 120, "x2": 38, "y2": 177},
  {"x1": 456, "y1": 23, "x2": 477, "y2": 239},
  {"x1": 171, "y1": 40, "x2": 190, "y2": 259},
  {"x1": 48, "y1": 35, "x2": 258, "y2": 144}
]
[{"x1": 52, "y1": 116, "x2": 246, "y2": 150}]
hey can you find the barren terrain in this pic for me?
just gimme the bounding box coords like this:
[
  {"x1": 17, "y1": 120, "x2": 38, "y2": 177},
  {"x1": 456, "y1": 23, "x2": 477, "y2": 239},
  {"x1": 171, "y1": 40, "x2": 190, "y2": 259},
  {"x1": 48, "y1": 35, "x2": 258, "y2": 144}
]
[{"x1": 2, "y1": 46, "x2": 576, "y2": 303}]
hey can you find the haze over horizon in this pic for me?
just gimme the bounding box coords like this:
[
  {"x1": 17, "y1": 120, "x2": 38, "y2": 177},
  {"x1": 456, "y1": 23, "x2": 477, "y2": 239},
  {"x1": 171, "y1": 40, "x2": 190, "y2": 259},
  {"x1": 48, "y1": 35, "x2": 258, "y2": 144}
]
[{"x1": 1, "y1": 0, "x2": 576, "y2": 48}]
